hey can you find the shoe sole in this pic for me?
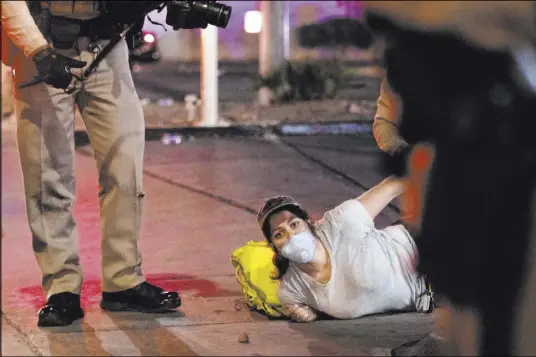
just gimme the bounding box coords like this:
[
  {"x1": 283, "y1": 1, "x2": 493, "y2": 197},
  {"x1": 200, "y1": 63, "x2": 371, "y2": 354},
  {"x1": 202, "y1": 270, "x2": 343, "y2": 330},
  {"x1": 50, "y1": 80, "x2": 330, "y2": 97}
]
[
  {"x1": 37, "y1": 309, "x2": 84, "y2": 327},
  {"x1": 100, "y1": 299, "x2": 181, "y2": 313}
]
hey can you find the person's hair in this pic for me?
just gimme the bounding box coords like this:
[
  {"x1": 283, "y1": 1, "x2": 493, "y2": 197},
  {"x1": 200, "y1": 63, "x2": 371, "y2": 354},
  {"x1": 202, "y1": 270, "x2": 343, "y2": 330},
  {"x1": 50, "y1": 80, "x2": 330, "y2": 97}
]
[{"x1": 262, "y1": 205, "x2": 315, "y2": 280}]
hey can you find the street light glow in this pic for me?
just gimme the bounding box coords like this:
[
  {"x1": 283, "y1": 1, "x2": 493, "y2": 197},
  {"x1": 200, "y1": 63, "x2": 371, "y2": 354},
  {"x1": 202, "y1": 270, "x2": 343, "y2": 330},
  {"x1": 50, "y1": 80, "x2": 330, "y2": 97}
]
[
  {"x1": 143, "y1": 33, "x2": 155, "y2": 44},
  {"x1": 244, "y1": 11, "x2": 262, "y2": 34}
]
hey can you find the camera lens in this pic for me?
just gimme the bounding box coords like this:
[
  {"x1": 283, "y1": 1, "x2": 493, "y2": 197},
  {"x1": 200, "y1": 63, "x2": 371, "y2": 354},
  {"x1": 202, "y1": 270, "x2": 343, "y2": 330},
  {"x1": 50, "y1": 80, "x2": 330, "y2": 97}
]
[{"x1": 191, "y1": 1, "x2": 232, "y2": 28}]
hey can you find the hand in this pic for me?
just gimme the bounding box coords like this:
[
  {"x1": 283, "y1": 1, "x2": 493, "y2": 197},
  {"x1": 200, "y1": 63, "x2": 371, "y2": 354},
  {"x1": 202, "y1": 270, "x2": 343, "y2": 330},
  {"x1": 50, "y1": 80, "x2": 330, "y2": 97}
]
[
  {"x1": 285, "y1": 304, "x2": 318, "y2": 323},
  {"x1": 32, "y1": 46, "x2": 86, "y2": 90}
]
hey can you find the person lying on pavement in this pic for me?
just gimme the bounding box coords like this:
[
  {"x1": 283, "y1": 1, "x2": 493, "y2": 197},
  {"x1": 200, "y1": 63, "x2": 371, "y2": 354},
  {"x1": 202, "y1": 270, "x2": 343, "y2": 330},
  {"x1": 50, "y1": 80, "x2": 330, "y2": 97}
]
[{"x1": 256, "y1": 176, "x2": 433, "y2": 323}]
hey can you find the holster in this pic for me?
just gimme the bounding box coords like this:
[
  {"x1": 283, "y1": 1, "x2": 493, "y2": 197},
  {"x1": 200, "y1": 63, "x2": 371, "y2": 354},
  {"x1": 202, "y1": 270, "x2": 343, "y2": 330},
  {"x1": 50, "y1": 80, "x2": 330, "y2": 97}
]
[
  {"x1": 49, "y1": 16, "x2": 82, "y2": 49},
  {"x1": 98, "y1": 1, "x2": 159, "y2": 50},
  {"x1": 49, "y1": 15, "x2": 117, "y2": 49},
  {"x1": 29, "y1": 1, "x2": 52, "y2": 41},
  {"x1": 48, "y1": 15, "x2": 143, "y2": 51}
]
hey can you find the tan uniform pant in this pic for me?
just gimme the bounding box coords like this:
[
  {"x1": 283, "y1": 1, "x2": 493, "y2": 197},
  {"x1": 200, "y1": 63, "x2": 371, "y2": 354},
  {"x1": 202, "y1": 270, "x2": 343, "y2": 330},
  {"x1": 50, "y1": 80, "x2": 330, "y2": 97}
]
[{"x1": 12, "y1": 37, "x2": 146, "y2": 298}]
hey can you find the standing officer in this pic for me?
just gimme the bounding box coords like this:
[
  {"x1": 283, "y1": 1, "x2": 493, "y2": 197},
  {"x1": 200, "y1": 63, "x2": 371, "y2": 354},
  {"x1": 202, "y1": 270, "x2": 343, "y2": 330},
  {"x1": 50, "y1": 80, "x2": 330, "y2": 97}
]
[{"x1": 1, "y1": 1, "x2": 180, "y2": 327}]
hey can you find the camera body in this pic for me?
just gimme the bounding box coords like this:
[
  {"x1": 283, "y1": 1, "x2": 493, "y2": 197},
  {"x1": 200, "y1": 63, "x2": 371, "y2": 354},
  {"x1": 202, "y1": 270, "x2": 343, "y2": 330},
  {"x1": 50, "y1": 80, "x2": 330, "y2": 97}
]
[
  {"x1": 99, "y1": 1, "x2": 231, "y2": 30},
  {"x1": 165, "y1": 1, "x2": 232, "y2": 30},
  {"x1": 99, "y1": 1, "x2": 231, "y2": 49}
]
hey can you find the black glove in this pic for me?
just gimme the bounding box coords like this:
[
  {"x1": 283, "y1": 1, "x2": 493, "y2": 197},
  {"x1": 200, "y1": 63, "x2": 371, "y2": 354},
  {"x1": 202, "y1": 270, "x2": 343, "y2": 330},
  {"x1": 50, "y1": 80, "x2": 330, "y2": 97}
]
[
  {"x1": 32, "y1": 46, "x2": 87, "y2": 90},
  {"x1": 381, "y1": 144, "x2": 412, "y2": 177}
]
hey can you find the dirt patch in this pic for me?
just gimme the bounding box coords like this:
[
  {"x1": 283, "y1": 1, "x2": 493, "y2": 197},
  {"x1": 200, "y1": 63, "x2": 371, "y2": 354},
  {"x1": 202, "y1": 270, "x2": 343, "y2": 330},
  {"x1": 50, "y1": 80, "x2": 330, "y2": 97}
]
[
  {"x1": 72, "y1": 99, "x2": 377, "y2": 130},
  {"x1": 76, "y1": 99, "x2": 377, "y2": 130},
  {"x1": 131, "y1": 99, "x2": 377, "y2": 129}
]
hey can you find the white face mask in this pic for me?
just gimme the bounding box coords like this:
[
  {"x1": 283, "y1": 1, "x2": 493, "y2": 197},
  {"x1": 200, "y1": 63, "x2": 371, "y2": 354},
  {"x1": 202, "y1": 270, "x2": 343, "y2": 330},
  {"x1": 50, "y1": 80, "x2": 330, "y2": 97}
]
[{"x1": 281, "y1": 231, "x2": 316, "y2": 264}]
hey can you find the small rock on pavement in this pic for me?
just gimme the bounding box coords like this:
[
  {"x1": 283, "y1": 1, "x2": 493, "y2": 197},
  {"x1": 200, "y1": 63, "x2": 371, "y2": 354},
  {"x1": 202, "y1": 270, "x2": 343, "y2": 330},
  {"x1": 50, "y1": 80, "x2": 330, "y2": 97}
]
[{"x1": 238, "y1": 332, "x2": 250, "y2": 344}]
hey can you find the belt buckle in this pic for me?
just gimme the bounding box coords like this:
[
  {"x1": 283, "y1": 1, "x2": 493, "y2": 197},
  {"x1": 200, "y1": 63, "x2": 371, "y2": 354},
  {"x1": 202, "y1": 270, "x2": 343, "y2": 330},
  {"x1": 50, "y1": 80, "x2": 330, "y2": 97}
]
[{"x1": 87, "y1": 42, "x2": 102, "y2": 75}]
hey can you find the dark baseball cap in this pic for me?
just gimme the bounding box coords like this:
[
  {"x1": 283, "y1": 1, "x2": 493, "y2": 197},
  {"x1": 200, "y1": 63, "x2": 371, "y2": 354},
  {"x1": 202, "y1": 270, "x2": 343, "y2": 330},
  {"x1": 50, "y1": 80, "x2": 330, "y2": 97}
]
[{"x1": 257, "y1": 196, "x2": 307, "y2": 238}]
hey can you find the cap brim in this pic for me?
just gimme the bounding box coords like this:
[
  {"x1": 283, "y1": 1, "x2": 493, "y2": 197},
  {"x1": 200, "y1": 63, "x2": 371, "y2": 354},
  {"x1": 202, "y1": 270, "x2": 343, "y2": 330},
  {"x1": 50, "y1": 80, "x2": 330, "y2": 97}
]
[{"x1": 259, "y1": 202, "x2": 302, "y2": 233}]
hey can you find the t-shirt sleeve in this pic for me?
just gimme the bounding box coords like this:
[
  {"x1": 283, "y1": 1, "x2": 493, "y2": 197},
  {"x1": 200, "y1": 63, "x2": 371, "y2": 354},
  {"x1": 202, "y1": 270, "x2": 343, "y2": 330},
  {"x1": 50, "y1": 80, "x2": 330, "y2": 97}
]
[
  {"x1": 320, "y1": 199, "x2": 375, "y2": 243},
  {"x1": 277, "y1": 277, "x2": 306, "y2": 306}
]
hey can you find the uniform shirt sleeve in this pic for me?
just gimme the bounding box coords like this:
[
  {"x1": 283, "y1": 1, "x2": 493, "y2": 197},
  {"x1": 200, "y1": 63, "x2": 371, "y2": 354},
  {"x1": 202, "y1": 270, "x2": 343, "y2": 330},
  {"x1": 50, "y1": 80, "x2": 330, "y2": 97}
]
[
  {"x1": 1, "y1": 1, "x2": 48, "y2": 58},
  {"x1": 373, "y1": 76, "x2": 409, "y2": 155}
]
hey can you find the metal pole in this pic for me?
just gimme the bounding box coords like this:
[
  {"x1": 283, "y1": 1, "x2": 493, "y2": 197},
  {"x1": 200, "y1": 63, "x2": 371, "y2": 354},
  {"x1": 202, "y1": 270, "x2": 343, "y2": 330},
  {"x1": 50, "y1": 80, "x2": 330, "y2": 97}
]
[
  {"x1": 283, "y1": 1, "x2": 290, "y2": 60},
  {"x1": 258, "y1": 0, "x2": 286, "y2": 106},
  {"x1": 200, "y1": 25, "x2": 219, "y2": 127}
]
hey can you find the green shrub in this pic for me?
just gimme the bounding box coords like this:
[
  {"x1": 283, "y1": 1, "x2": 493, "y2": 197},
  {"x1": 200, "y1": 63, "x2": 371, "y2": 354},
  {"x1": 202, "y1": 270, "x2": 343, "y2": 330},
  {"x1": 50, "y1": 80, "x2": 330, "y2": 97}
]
[
  {"x1": 254, "y1": 18, "x2": 371, "y2": 104},
  {"x1": 256, "y1": 60, "x2": 344, "y2": 103}
]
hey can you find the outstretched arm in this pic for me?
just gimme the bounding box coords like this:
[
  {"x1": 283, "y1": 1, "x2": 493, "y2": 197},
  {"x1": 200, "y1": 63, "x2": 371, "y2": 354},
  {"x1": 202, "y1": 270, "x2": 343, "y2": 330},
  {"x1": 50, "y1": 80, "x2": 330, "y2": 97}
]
[{"x1": 357, "y1": 176, "x2": 406, "y2": 220}]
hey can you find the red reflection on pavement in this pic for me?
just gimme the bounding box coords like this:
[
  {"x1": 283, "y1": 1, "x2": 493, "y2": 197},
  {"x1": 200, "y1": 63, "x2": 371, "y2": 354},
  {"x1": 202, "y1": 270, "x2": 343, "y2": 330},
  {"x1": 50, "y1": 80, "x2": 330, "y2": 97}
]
[{"x1": 14, "y1": 273, "x2": 237, "y2": 311}]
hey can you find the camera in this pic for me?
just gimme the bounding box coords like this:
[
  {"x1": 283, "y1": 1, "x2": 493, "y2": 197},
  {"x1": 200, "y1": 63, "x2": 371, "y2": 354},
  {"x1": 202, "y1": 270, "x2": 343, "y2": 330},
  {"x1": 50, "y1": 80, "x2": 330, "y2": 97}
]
[
  {"x1": 99, "y1": 1, "x2": 232, "y2": 30},
  {"x1": 166, "y1": 1, "x2": 232, "y2": 30}
]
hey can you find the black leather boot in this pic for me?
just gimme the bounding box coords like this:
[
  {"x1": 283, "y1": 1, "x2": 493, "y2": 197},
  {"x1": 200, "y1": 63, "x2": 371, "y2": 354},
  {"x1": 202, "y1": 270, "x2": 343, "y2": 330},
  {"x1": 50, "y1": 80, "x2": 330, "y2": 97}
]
[
  {"x1": 100, "y1": 282, "x2": 181, "y2": 313},
  {"x1": 37, "y1": 292, "x2": 84, "y2": 327}
]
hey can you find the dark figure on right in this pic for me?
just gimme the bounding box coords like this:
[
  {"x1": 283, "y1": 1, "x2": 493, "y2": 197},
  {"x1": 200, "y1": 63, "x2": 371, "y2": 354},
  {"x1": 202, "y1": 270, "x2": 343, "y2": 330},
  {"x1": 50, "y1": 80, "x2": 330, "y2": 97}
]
[{"x1": 364, "y1": 1, "x2": 536, "y2": 356}]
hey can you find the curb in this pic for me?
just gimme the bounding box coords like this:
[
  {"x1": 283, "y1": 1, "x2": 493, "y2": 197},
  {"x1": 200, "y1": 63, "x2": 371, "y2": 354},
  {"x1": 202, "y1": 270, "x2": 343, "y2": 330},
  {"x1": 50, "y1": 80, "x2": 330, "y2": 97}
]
[{"x1": 74, "y1": 121, "x2": 373, "y2": 147}]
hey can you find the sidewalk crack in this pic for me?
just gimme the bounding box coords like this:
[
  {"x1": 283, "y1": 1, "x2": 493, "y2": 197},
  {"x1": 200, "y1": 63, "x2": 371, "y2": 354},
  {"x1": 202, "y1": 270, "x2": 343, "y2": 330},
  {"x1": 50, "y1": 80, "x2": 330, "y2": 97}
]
[{"x1": 2, "y1": 314, "x2": 44, "y2": 356}]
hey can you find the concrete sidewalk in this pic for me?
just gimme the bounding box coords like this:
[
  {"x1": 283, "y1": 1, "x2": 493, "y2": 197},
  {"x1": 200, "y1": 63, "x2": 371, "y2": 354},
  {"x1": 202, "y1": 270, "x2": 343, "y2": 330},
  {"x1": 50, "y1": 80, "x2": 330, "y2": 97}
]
[{"x1": 2, "y1": 128, "x2": 435, "y2": 356}]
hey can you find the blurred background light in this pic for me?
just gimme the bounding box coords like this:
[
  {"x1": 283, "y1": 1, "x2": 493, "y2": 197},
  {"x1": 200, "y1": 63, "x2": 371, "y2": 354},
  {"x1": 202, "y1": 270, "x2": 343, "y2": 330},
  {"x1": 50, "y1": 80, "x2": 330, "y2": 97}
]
[{"x1": 244, "y1": 10, "x2": 262, "y2": 34}]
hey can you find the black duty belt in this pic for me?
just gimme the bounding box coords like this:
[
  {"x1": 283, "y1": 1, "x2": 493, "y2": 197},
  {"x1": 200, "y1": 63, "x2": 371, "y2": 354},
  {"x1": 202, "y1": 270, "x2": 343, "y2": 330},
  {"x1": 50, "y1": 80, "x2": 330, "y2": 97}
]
[
  {"x1": 78, "y1": 15, "x2": 116, "y2": 39},
  {"x1": 49, "y1": 15, "x2": 117, "y2": 49}
]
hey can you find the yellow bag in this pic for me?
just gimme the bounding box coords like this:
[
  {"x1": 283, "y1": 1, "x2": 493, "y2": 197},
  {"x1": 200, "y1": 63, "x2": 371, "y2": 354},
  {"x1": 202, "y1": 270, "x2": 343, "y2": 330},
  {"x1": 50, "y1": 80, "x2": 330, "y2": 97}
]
[{"x1": 231, "y1": 240, "x2": 288, "y2": 318}]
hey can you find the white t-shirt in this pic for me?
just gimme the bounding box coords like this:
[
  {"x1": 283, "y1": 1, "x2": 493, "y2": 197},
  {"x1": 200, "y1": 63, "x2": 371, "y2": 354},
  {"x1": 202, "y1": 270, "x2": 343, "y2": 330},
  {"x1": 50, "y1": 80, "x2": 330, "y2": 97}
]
[{"x1": 278, "y1": 199, "x2": 428, "y2": 319}]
